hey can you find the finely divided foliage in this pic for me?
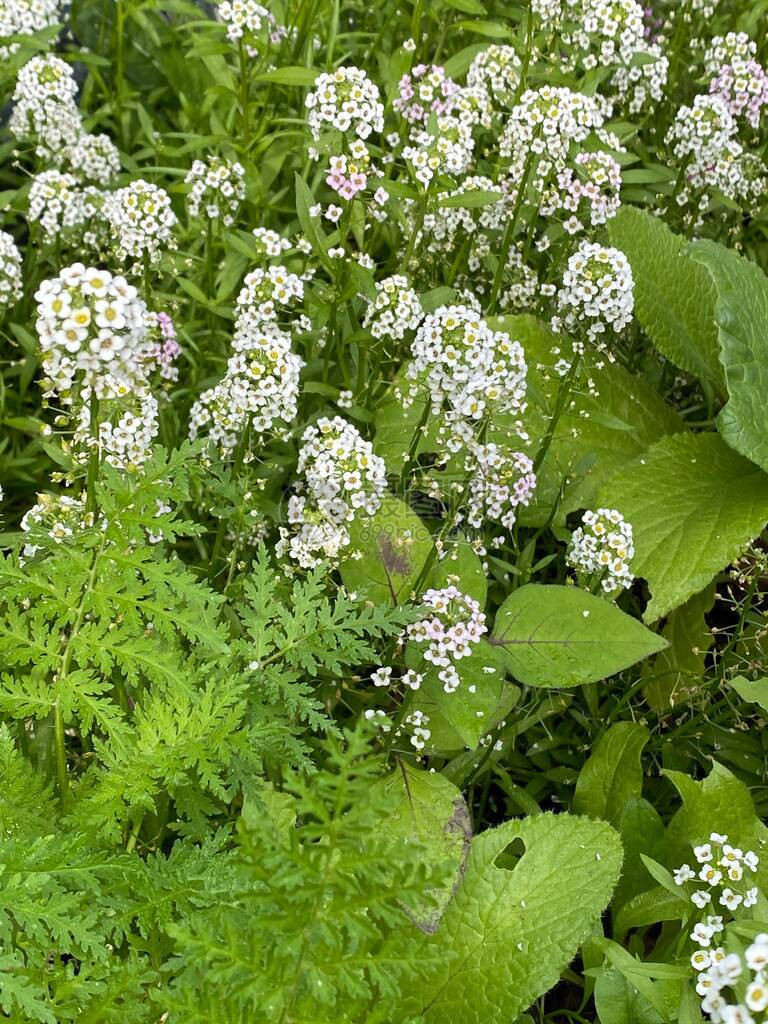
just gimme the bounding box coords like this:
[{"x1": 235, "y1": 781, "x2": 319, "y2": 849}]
[{"x1": 0, "y1": 0, "x2": 767, "y2": 1021}]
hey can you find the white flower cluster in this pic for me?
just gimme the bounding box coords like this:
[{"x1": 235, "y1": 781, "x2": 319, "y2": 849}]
[
  {"x1": 34, "y1": 263, "x2": 150, "y2": 401},
  {"x1": 0, "y1": 230, "x2": 23, "y2": 311},
  {"x1": 61, "y1": 133, "x2": 121, "y2": 186},
  {"x1": 610, "y1": 43, "x2": 668, "y2": 115},
  {"x1": 693, "y1": 939, "x2": 768, "y2": 1024},
  {"x1": 531, "y1": 0, "x2": 563, "y2": 22},
  {"x1": 217, "y1": 0, "x2": 269, "y2": 44},
  {"x1": 675, "y1": 833, "x2": 759, "y2": 917},
  {"x1": 466, "y1": 443, "x2": 537, "y2": 532},
  {"x1": 553, "y1": 241, "x2": 634, "y2": 344},
  {"x1": 189, "y1": 323, "x2": 303, "y2": 451},
  {"x1": 73, "y1": 376, "x2": 158, "y2": 470},
  {"x1": 252, "y1": 227, "x2": 291, "y2": 258},
  {"x1": 363, "y1": 275, "x2": 423, "y2": 341},
  {"x1": 407, "y1": 304, "x2": 527, "y2": 452},
  {"x1": 185, "y1": 157, "x2": 246, "y2": 226},
  {"x1": 393, "y1": 63, "x2": 460, "y2": 124},
  {"x1": 402, "y1": 115, "x2": 475, "y2": 187},
  {"x1": 0, "y1": 0, "x2": 61, "y2": 59},
  {"x1": 10, "y1": 54, "x2": 81, "y2": 160},
  {"x1": 20, "y1": 492, "x2": 94, "y2": 561},
  {"x1": 28, "y1": 170, "x2": 108, "y2": 248},
  {"x1": 665, "y1": 95, "x2": 765, "y2": 206},
  {"x1": 277, "y1": 416, "x2": 387, "y2": 569},
  {"x1": 103, "y1": 180, "x2": 178, "y2": 265},
  {"x1": 406, "y1": 586, "x2": 487, "y2": 693},
  {"x1": 541, "y1": 150, "x2": 622, "y2": 234},
  {"x1": 190, "y1": 261, "x2": 304, "y2": 452},
  {"x1": 467, "y1": 45, "x2": 521, "y2": 103},
  {"x1": 571, "y1": 0, "x2": 646, "y2": 70},
  {"x1": 566, "y1": 507, "x2": 635, "y2": 593},
  {"x1": 305, "y1": 66, "x2": 384, "y2": 142},
  {"x1": 10, "y1": 55, "x2": 122, "y2": 181},
  {"x1": 452, "y1": 84, "x2": 494, "y2": 131},
  {"x1": 500, "y1": 87, "x2": 617, "y2": 192},
  {"x1": 704, "y1": 33, "x2": 757, "y2": 77},
  {"x1": 234, "y1": 265, "x2": 305, "y2": 330}
]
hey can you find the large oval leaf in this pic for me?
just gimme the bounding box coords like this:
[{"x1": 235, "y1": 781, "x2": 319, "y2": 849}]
[{"x1": 491, "y1": 584, "x2": 667, "y2": 687}]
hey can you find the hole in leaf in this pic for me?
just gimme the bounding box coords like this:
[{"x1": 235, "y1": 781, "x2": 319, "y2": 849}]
[{"x1": 494, "y1": 836, "x2": 526, "y2": 872}]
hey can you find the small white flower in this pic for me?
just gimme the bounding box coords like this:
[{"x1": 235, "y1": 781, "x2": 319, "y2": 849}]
[{"x1": 370, "y1": 666, "x2": 393, "y2": 688}]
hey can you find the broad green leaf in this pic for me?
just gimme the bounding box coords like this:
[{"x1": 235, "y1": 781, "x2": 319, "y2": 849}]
[
  {"x1": 613, "y1": 886, "x2": 689, "y2": 935},
  {"x1": 493, "y1": 315, "x2": 684, "y2": 526},
  {"x1": 598, "y1": 432, "x2": 768, "y2": 622},
  {"x1": 491, "y1": 585, "x2": 667, "y2": 688},
  {"x1": 406, "y1": 813, "x2": 623, "y2": 1024},
  {"x1": 665, "y1": 762, "x2": 768, "y2": 891},
  {"x1": 594, "y1": 966, "x2": 665, "y2": 1024},
  {"x1": 339, "y1": 495, "x2": 433, "y2": 604},
  {"x1": 407, "y1": 639, "x2": 513, "y2": 751},
  {"x1": 594, "y1": 937, "x2": 687, "y2": 1022},
  {"x1": 642, "y1": 584, "x2": 716, "y2": 712},
  {"x1": 373, "y1": 364, "x2": 444, "y2": 475},
  {"x1": 573, "y1": 723, "x2": 649, "y2": 827},
  {"x1": 607, "y1": 207, "x2": 723, "y2": 390},
  {"x1": 372, "y1": 764, "x2": 471, "y2": 930},
  {"x1": 730, "y1": 675, "x2": 768, "y2": 713},
  {"x1": 428, "y1": 542, "x2": 488, "y2": 608},
  {"x1": 253, "y1": 66, "x2": 318, "y2": 86},
  {"x1": 614, "y1": 797, "x2": 667, "y2": 911},
  {"x1": 689, "y1": 240, "x2": 768, "y2": 473}
]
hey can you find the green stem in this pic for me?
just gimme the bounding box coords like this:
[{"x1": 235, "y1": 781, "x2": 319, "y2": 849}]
[
  {"x1": 403, "y1": 194, "x2": 427, "y2": 268},
  {"x1": 126, "y1": 811, "x2": 145, "y2": 852},
  {"x1": 85, "y1": 391, "x2": 100, "y2": 517},
  {"x1": 533, "y1": 352, "x2": 581, "y2": 474},
  {"x1": 488, "y1": 148, "x2": 536, "y2": 311},
  {"x1": 115, "y1": 0, "x2": 127, "y2": 149},
  {"x1": 54, "y1": 697, "x2": 69, "y2": 808},
  {"x1": 238, "y1": 39, "x2": 251, "y2": 156},
  {"x1": 398, "y1": 396, "x2": 431, "y2": 494}
]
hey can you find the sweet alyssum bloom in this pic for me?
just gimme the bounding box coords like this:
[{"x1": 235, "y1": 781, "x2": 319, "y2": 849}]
[
  {"x1": 305, "y1": 66, "x2": 384, "y2": 143},
  {"x1": 500, "y1": 86, "x2": 618, "y2": 193},
  {"x1": 0, "y1": 0, "x2": 61, "y2": 59},
  {"x1": 363, "y1": 275, "x2": 423, "y2": 341},
  {"x1": 235, "y1": 265, "x2": 305, "y2": 330},
  {"x1": 0, "y1": 230, "x2": 23, "y2": 311},
  {"x1": 10, "y1": 53, "x2": 82, "y2": 160},
  {"x1": 276, "y1": 417, "x2": 387, "y2": 570},
  {"x1": 553, "y1": 241, "x2": 635, "y2": 345},
  {"x1": 407, "y1": 586, "x2": 487, "y2": 693},
  {"x1": 34, "y1": 263, "x2": 150, "y2": 401},
  {"x1": 72, "y1": 375, "x2": 159, "y2": 470},
  {"x1": 61, "y1": 132, "x2": 121, "y2": 186},
  {"x1": 567, "y1": 507, "x2": 635, "y2": 593},
  {"x1": 393, "y1": 64, "x2": 460, "y2": 124},
  {"x1": 185, "y1": 157, "x2": 246, "y2": 226},
  {"x1": 103, "y1": 180, "x2": 178, "y2": 264},
  {"x1": 20, "y1": 492, "x2": 96, "y2": 561},
  {"x1": 465, "y1": 443, "x2": 537, "y2": 533},
  {"x1": 466, "y1": 44, "x2": 521, "y2": 103},
  {"x1": 28, "y1": 170, "x2": 109, "y2": 249},
  {"x1": 251, "y1": 227, "x2": 291, "y2": 258},
  {"x1": 406, "y1": 303, "x2": 528, "y2": 452},
  {"x1": 402, "y1": 114, "x2": 475, "y2": 187},
  {"x1": 189, "y1": 323, "x2": 303, "y2": 451}
]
